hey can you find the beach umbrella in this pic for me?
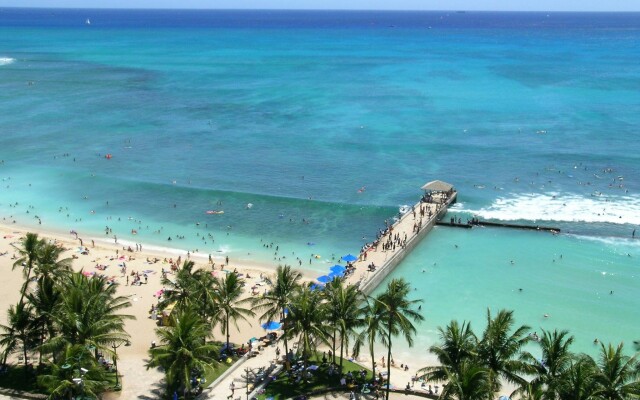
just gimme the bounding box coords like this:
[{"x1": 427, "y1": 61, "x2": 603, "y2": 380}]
[
  {"x1": 330, "y1": 264, "x2": 346, "y2": 273},
  {"x1": 310, "y1": 283, "x2": 325, "y2": 291},
  {"x1": 328, "y1": 270, "x2": 344, "y2": 279},
  {"x1": 317, "y1": 275, "x2": 332, "y2": 283},
  {"x1": 261, "y1": 321, "x2": 282, "y2": 331},
  {"x1": 342, "y1": 254, "x2": 357, "y2": 262}
]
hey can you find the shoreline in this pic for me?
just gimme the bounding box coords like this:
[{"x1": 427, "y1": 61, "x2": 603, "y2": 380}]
[
  {"x1": 0, "y1": 219, "x2": 320, "y2": 276},
  {"x1": 0, "y1": 221, "x2": 321, "y2": 399}
]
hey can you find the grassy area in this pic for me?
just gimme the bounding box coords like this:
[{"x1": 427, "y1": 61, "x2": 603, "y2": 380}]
[
  {"x1": 200, "y1": 340, "x2": 242, "y2": 387},
  {"x1": 256, "y1": 356, "x2": 372, "y2": 400},
  {"x1": 203, "y1": 355, "x2": 238, "y2": 387},
  {"x1": 0, "y1": 364, "x2": 48, "y2": 394},
  {"x1": 0, "y1": 364, "x2": 122, "y2": 395}
]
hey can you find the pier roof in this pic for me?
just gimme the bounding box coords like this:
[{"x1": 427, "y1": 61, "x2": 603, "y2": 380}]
[{"x1": 421, "y1": 180, "x2": 454, "y2": 192}]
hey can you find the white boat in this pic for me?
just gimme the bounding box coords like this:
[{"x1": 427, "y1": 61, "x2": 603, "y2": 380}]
[{"x1": 86, "y1": 18, "x2": 91, "y2": 25}]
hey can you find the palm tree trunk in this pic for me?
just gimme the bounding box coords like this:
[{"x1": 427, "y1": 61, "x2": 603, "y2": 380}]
[
  {"x1": 339, "y1": 327, "x2": 345, "y2": 373},
  {"x1": 386, "y1": 328, "x2": 392, "y2": 400},
  {"x1": 369, "y1": 339, "x2": 376, "y2": 383},
  {"x1": 226, "y1": 312, "x2": 230, "y2": 352},
  {"x1": 18, "y1": 264, "x2": 33, "y2": 307},
  {"x1": 39, "y1": 326, "x2": 45, "y2": 365},
  {"x1": 23, "y1": 343, "x2": 29, "y2": 374},
  {"x1": 332, "y1": 330, "x2": 337, "y2": 364},
  {"x1": 281, "y1": 306, "x2": 289, "y2": 361}
]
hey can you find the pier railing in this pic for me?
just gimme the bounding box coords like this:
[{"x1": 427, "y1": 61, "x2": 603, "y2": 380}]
[{"x1": 358, "y1": 191, "x2": 457, "y2": 295}]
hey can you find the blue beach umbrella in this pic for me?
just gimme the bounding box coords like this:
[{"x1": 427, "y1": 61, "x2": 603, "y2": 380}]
[
  {"x1": 317, "y1": 275, "x2": 332, "y2": 283},
  {"x1": 342, "y1": 254, "x2": 357, "y2": 262},
  {"x1": 328, "y1": 270, "x2": 344, "y2": 279},
  {"x1": 261, "y1": 321, "x2": 282, "y2": 331},
  {"x1": 330, "y1": 264, "x2": 346, "y2": 273},
  {"x1": 310, "y1": 283, "x2": 325, "y2": 291}
]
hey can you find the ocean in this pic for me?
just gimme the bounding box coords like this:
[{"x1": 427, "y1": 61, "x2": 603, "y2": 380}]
[{"x1": 1, "y1": 8, "x2": 639, "y2": 361}]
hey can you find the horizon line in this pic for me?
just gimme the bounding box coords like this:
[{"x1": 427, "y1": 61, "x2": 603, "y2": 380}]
[{"x1": 2, "y1": 6, "x2": 640, "y2": 13}]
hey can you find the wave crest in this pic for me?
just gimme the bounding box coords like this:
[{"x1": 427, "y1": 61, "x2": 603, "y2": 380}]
[
  {"x1": 455, "y1": 193, "x2": 640, "y2": 225},
  {"x1": 0, "y1": 57, "x2": 15, "y2": 66}
]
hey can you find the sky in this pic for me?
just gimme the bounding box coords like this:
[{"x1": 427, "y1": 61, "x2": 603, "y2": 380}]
[{"x1": 0, "y1": 0, "x2": 639, "y2": 11}]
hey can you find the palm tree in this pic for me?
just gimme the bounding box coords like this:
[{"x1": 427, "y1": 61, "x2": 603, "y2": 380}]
[
  {"x1": 287, "y1": 285, "x2": 328, "y2": 371},
  {"x1": 477, "y1": 309, "x2": 530, "y2": 394},
  {"x1": 377, "y1": 278, "x2": 424, "y2": 400},
  {"x1": 326, "y1": 280, "x2": 362, "y2": 372},
  {"x1": 45, "y1": 273, "x2": 133, "y2": 358},
  {"x1": 147, "y1": 307, "x2": 218, "y2": 399},
  {"x1": 213, "y1": 273, "x2": 255, "y2": 352},
  {"x1": 521, "y1": 329, "x2": 575, "y2": 400},
  {"x1": 557, "y1": 355, "x2": 599, "y2": 400},
  {"x1": 0, "y1": 301, "x2": 38, "y2": 368},
  {"x1": 33, "y1": 241, "x2": 72, "y2": 285},
  {"x1": 323, "y1": 278, "x2": 341, "y2": 364},
  {"x1": 519, "y1": 382, "x2": 546, "y2": 400},
  {"x1": 159, "y1": 260, "x2": 199, "y2": 312},
  {"x1": 438, "y1": 359, "x2": 491, "y2": 400},
  {"x1": 419, "y1": 320, "x2": 478, "y2": 384},
  {"x1": 191, "y1": 268, "x2": 219, "y2": 322},
  {"x1": 12, "y1": 233, "x2": 43, "y2": 306},
  {"x1": 252, "y1": 265, "x2": 302, "y2": 359},
  {"x1": 27, "y1": 278, "x2": 63, "y2": 364},
  {"x1": 592, "y1": 342, "x2": 640, "y2": 400},
  {"x1": 38, "y1": 344, "x2": 109, "y2": 400},
  {"x1": 352, "y1": 295, "x2": 387, "y2": 381}
]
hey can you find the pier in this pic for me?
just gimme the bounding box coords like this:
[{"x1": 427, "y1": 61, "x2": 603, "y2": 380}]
[
  {"x1": 343, "y1": 180, "x2": 457, "y2": 295},
  {"x1": 436, "y1": 220, "x2": 560, "y2": 233}
]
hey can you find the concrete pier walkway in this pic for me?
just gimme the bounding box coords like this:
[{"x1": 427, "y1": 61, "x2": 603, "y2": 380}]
[{"x1": 344, "y1": 180, "x2": 457, "y2": 295}]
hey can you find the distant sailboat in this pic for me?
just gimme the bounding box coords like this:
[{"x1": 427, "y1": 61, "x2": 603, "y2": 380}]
[{"x1": 86, "y1": 18, "x2": 91, "y2": 25}]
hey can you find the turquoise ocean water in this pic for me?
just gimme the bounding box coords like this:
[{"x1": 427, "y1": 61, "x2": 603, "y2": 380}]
[{"x1": 1, "y1": 9, "x2": 639, "y2": 361}]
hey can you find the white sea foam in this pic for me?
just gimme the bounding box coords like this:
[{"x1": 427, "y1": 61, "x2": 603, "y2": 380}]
[
  {"x1": 0, "y1": 57, "x2": 15, "y2": 66},
  {"x1": 568, "y1": 234, "x2": 640, "y2": 251},
  {"x1": 456, "y1": 193, "x2": 640, "y2": 225},
  {"x1": 91, "y1": 237, "x2": 198, "y2": 258}
]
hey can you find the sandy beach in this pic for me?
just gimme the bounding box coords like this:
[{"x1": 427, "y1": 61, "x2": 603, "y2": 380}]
[{"x1": 0, "y1": 222, "x2": 316, "y2": 399}]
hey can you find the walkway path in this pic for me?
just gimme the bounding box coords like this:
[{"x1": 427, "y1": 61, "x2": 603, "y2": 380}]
[{"x1": 344, "y1": 190, "x2": 456, "y2": 294}]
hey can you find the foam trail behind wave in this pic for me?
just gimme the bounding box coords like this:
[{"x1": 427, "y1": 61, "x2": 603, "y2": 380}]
[
  {"x1": 454, "y1": 193, "x2": 640, "y2": 225},
  {"x1": 0, "y1": 57, "x2": 15, "y2": 66}
]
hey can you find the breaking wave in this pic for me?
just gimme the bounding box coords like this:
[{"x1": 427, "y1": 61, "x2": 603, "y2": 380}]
[{"x1": 455, "y1": 193, "x2": 640, "y2": 225}]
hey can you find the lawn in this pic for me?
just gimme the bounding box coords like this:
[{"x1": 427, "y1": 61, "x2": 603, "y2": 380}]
[
  {"x1": 256, "y1": 356, "x2": 372, "y2": 400},
  {"x1": 0, "y1": 364, "x2": 122, "y2": 395},
  {"x1": 202, "y1": 355, "x2": 238, "y2": 387},
  {"x1": 0, "y1": 364, "x2": 47, "y2": 393}
]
